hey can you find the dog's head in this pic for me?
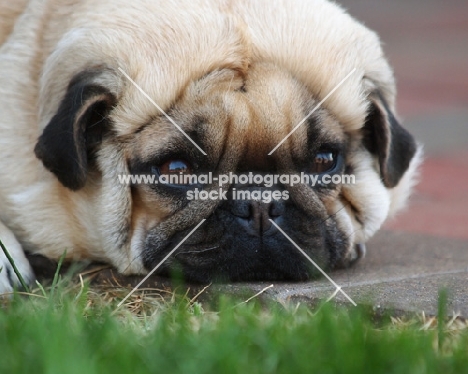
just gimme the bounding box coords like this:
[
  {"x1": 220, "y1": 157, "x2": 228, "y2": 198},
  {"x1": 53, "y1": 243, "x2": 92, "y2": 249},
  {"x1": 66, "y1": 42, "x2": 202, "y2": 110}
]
[{"x1": 34, "y1": 0, "x2": 421, "y2": 281}]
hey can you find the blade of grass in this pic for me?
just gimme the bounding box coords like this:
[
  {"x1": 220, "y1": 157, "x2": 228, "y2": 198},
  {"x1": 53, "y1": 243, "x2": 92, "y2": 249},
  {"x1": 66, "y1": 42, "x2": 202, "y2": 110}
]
[
  {"x1": 438, "y1": 288, "x2": 448, "y2": 351},
  {"x1": 0, "y1": 238, "x2": 30, "y2": 292},
  {"x1": 35, "y1": 280, "x2": 47, "y2": 298},
  {"x1": 49, "y1": 250, "x2": 67, "y2": 299}
]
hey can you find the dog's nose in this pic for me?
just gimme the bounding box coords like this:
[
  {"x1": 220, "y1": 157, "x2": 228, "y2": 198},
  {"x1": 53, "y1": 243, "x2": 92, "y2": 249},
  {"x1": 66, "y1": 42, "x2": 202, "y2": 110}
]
[{"x1": 229, "y1": 197, "x2": 285, "y2": 236}]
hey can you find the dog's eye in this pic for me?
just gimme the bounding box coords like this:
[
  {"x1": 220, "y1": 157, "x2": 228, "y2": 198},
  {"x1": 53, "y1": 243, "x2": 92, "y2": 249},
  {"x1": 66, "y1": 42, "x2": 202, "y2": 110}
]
[
  {"x1": 158, "y1": 160, "x2": 192, "y2": 175},
  {"x1": 311, "y1": 152, "x2": 336, "y2": 173}
]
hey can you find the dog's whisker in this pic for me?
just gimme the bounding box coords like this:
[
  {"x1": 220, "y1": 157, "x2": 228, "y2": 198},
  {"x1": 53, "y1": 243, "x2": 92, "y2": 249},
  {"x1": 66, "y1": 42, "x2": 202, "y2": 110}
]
[{"x1": 175, "y1": 246, "x2": 220, "y2": 256}]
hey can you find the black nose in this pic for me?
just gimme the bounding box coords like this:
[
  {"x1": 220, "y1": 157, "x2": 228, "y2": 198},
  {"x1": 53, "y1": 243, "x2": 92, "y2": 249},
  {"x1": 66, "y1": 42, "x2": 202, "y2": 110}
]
[{"x1": 228, "y1": 190, "x2": 285, "y2": 236}]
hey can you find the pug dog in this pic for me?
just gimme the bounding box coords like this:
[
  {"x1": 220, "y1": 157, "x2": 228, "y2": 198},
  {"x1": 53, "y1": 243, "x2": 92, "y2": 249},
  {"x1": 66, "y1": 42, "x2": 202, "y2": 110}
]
[{"x1": 0, "y1": 0, "x2": 422, "y2": 292}]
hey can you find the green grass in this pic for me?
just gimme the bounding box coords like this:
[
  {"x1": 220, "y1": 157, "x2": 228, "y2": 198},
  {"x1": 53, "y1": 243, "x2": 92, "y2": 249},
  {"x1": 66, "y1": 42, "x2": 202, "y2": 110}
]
[{"x1": 1, "y1": 274, "x2": 468, "y2": 374}]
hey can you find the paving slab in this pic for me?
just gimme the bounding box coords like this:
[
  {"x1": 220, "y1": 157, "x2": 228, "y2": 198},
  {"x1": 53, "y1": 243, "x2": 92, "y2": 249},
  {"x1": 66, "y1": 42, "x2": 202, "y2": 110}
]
[{"x1": 265, "y1": 231, "x2": 468, "y2": 316}]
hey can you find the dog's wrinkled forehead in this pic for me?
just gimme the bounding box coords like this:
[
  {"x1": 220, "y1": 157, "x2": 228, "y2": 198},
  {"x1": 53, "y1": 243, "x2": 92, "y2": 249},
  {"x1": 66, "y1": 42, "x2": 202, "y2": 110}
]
[
  {"x1": 240, "y1": 64, "x2": 345, "y2": 162},
  {"x1": 127, "y1": 63, "x2": 345, "y2": 170}
]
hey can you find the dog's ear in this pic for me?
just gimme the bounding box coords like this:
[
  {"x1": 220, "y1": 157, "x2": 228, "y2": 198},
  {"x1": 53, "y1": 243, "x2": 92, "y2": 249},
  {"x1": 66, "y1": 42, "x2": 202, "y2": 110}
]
[
  {"x1": 35, "y1": 70, "x2": 117, "y2": 190},
  {"x1": 362, "y1": 90, "x2": 417, "y2": 188}
]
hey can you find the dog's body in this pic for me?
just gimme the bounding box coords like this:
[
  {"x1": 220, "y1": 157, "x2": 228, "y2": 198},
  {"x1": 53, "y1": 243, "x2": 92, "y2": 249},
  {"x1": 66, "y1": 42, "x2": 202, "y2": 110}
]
[{"x1": 0, "y1": 0, "x2": 421, "y2": 292}]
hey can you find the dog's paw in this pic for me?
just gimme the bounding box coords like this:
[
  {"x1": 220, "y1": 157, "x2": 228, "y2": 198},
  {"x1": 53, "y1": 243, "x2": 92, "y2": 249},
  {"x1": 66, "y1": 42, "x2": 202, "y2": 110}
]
[
  {"x1": 335, "y1": 243, "x2": 367, "y2": 269},
  {"x1": 0, "y1": 224, "x2": 35, "y2": 295}
]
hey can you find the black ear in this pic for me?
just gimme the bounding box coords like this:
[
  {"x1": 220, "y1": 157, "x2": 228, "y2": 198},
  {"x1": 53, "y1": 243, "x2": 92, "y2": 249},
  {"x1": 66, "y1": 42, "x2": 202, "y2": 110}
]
[
  {"x1": 362, "y1": 90, "x2": 417, "y2": 188},
  {"x1": 35, "y1": 70, "x2": 117, "y2": 190}
]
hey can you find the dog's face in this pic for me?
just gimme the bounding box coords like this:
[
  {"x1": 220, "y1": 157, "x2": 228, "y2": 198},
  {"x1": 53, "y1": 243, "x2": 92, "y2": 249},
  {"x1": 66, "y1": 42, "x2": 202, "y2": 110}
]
[
  {"x1": 34, "y1": 61, "x2": 417, "y2": 282},
  {"x1": 128, "y1": 65, "x2": 350, "y2": 281},
  {"x1": 25, "y1": 0, "x2": 421, "y2": 283}
]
